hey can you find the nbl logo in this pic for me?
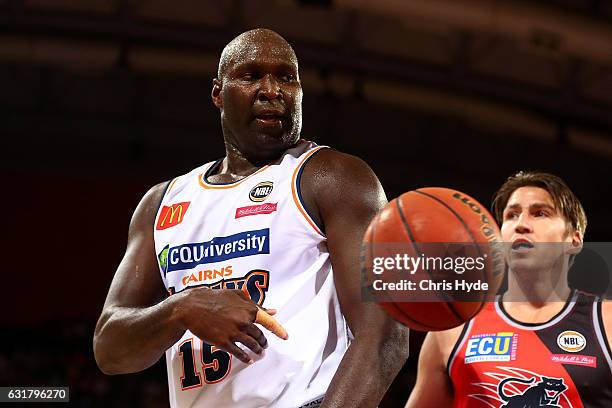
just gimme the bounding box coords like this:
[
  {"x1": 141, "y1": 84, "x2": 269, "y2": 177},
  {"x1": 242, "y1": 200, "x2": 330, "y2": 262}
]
[
  {"x1": 557, "y1": 331, "x2": 587, "y2": 353},
  {"x1": 249, "y1": 181, "x2": 273, "y2": 202}
]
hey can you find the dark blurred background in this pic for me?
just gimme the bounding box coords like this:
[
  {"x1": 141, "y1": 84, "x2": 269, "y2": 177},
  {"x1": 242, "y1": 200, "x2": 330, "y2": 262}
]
[{"x1": 1, "y1": 0, "x2": 612, "y2": 406}]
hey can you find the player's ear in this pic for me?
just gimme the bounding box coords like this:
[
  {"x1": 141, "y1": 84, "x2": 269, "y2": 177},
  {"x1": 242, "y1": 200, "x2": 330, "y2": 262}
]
[
  {"x1": 567, "y1": 229, "x2": 583, "y2": 256},
  {"x1": 211, "y1": 78, "x2": 223, "y2": 109}
]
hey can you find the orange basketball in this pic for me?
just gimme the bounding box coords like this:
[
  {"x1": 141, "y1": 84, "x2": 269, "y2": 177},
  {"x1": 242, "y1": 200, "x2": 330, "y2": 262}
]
[{"x1": 362, "y1": 187, "x2": 504, "y2": 331}]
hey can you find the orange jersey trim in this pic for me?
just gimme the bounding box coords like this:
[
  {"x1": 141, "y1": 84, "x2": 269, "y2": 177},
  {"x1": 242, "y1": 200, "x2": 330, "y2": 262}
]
[
  {"x1": 291, "y1": 146, "x2": 326, "y2": 237},
  {"x1": 166, "y1": 178, "x2": 179, "y2": 195}
]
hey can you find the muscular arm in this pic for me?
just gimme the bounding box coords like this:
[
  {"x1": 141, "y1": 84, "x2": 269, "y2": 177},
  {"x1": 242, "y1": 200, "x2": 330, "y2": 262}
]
[
  {"x1": 94, "y1": 183, "x2": 285, "y2": 375},
  {"x1": 405, "y1": 332, "x2": 455, "y2": 408},
  {"x1": 93, "y1": 182, "x2": 186, "y2": 374},
  {"x1": 602, "y1": 301, "x2": 612, "y2": 349},
  {"x1": 301, "y1": 149, "x2": 410, "y2": 407}
]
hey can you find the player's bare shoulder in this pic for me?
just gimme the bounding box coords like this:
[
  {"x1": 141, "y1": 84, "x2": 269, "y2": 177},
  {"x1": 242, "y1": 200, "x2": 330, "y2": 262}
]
[
  {"x1": 298, "y1": 148, "x2": 386, "y2": 225},
  {"x1": 301, "y1": 148, "x2": 382, "y2": 189},
  {"x1": 146, "y1": 181, "x2": 171, "y2": 204},
  {"x1": 418, "y1": 324, "x2": 467, "y2": 370},
  {"x1": 433, "y1": 323, "x2": 467, "y2": 363},
  {"x1": 130, "y1": 181, "x2": 171, "y2": 231},
  {"x1": 601, "y1": 298, "x2": 612, "y2": 345}
]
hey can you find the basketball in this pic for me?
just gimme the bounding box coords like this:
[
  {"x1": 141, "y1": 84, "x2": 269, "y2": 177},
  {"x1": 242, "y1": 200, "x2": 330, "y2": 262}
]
[{"x1": 362, "y1": 187, "x2": 505, "y2": 331}]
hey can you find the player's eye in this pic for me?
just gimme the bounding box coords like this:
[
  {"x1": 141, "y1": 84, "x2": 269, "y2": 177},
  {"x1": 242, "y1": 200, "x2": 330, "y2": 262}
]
[
  {"x1": 280, "y1": 74, "x2": 296, "y2": 82},
  {"x1": 241, "y1": 72, "x2": 258, "y2": 81}
]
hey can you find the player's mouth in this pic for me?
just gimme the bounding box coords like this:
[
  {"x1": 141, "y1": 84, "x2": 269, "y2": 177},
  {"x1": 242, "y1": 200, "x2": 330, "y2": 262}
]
[
  {"x1": 255, "y1": 113, "x2": 283, "y2": 126},
  {"x1": 252, "y1": 105, "x2": 286, "y2": 132},
  {"x1": 511, "y1": 238, "x2": 535, "y2": 251}
]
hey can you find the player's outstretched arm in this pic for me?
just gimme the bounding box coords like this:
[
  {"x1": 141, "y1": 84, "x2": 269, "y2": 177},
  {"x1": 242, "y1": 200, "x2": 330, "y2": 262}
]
[
  {"x1": 94, "y1": 183, "x2": 286, "y2": 375},
  {"x1": 404, "y1": 332, "x2": 454, "y2": 408},
  {"x1": 301, "y1": 150, "x2": 410, "y2": 407}
]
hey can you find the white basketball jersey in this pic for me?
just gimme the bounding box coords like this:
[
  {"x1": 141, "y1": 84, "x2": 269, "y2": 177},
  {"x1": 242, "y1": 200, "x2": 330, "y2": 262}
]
[{"x1": 153, "y1": 140, "x2": 349, "y2": 408}]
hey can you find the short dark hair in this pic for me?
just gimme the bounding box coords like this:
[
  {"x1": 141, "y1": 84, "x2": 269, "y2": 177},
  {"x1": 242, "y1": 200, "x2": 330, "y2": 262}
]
[{"x1": 492, "y1": 171, "x2": 587, "y2": 236}]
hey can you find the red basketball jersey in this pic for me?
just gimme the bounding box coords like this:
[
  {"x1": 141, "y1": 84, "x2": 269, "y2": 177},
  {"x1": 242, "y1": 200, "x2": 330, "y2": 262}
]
[{"x1": 448, "y1": 291, "x2": 612, "y2": 407}]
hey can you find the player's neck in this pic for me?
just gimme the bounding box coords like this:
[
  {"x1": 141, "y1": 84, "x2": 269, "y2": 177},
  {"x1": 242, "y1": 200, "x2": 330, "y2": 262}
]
[
  {"x1": 222, "y1": 143, "x2": 263, "y2": 176},
  {"x1": 217, "y1": 155, "x2": 259, "y2": 180},
  {"x1": 209, "y1": 146, "x2": 272, "y2": 184},
  {"x1": 502, "y1": 268, "x2": 571, "y2": 323},
  {"x1": 221, "y1": 140, "x2": 287, "y2": 178},
  {"x1": 505, "y1": 267, "x2": 571, "y2": 305}
]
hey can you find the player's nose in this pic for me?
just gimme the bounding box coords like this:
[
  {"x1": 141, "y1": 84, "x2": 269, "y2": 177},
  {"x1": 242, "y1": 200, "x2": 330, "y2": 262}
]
[
  {"x1": 514, "y1": 212, "x2": 532, "y2": 234},
  {"x1": 257, "y1": 74, "x2": 282, "y2": 101}
]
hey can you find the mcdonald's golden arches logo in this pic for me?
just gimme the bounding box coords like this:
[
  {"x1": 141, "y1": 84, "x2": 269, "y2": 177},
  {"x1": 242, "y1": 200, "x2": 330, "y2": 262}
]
[{"x1": 156, "y1": 202, "x2": 191, "y2": 230}]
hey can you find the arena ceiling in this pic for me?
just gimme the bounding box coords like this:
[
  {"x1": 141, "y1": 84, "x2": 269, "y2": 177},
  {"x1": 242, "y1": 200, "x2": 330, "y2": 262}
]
[
  {"x1": 2, "y1": 0, "x2": 612, "y2": 143},
  {"x1": 1, "y1": 0, "x2": 611, "y2": 170}
]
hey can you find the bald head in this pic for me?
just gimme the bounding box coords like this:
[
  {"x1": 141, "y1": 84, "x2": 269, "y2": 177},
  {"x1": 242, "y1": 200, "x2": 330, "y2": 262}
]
[
  {"x1": 217, "y1": 29, "x2": 298, "y2": 81},
  {"x1": 210, "y1": 28, "x2": 303, "y2": 160}
]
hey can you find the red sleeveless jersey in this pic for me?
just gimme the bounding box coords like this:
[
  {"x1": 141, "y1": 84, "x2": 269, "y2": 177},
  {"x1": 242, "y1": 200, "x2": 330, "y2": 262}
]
[{"x1": 448, "y1": 291, "x2": 612, "y2": 408}]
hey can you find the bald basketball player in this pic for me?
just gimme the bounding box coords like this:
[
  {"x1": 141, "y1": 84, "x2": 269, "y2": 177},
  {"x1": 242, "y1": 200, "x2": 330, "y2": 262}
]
[
  {"x1": 405, "y1": 171, "x2": 611, "y2": 407},
  {"x1": 93, "y1": 29, "x2": 409, "y2": 407}
]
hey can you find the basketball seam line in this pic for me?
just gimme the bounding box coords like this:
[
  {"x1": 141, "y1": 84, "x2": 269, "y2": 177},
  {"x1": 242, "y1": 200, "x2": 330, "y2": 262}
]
[
  {"x1": 395, "y1": 197, "x2": 464, "y2": 326},
  {"x1": 370, "y1": 210, "x2": 443, "y2": 329},
  {"x1": 414, "y1": 190, "x2": 488, "y2": 307}
]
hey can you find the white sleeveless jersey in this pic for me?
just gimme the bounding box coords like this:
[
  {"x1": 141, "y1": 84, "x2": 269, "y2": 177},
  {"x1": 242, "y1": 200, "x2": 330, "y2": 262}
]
[{"x1": 153, "y1": 140, "x2": 349, "y2": 408}]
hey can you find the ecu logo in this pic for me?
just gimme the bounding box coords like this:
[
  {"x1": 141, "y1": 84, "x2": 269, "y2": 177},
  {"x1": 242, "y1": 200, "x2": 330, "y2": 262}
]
[{"x1": 249, "y1": 181, "x2": 273, "y2": 202}]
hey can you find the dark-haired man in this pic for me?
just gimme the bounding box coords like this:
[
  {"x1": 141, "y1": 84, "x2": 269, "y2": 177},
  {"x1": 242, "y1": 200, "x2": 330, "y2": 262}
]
[
  {"x1": 94, "y1": 28, "x2": 409, "y2": 407},
  {"x1": 405, "y1": 171, "x2": 612, "y2": 407}
]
